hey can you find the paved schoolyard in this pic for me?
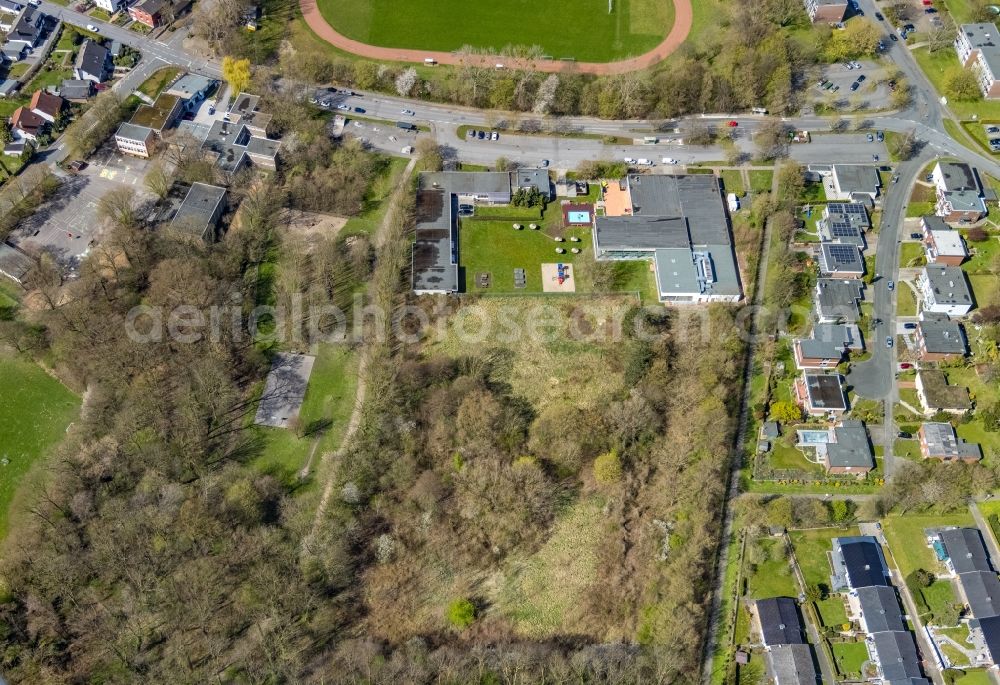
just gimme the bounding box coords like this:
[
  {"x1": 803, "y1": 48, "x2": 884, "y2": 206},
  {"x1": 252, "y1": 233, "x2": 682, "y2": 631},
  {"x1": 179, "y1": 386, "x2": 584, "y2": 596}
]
[
  {"x1": 254, "y1": 353, "x2": 317, "y2": 429},
  {"x1": 11, "y1": 145, "x2": 155, "y2": 272}
]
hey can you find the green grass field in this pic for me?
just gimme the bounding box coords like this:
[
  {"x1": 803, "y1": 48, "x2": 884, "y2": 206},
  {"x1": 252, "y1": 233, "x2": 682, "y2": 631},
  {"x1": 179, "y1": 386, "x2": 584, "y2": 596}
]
[
  {"x1": 881, "y1": 513, "x2": 974, "y2": 577},
  {"x1": 0, "y1": 355, "x2": 80, "y2": 540},
  {"x1": 251, "y1": 345, "x2": 358, "y2": 486},
  {"x1": 789, "y1": 526, "x2": 861, "y2": 589},
  {"x1": 316, "y1": 0, "x2": 674, "y2": 62},
  {"x1": 830, "y1": 641, "x2": 869, "y2": 679},
  {"x1": 459, "y1": 217, "x2": 656, "y2": 300},
  {"x1": 746, "y1": 538, "x2": 799, "y2": 599}
]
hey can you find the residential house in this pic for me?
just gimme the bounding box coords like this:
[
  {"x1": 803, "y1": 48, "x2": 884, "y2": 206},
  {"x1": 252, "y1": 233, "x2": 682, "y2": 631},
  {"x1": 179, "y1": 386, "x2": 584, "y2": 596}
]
[
  {"x1": 915, "y1": 369, "x2": 972, "y2": 414},
  {"x1": 817, "y1": 202, "x2": 869, "y2": 248},
  {"x1": 93, "y1": 0, "x2": 126, "y2": 13},
  {"x1": 916, "y1": 265, "x2": 974, "y2": 316},
  {"x1": 129, "y1": 0, "x2": 167, "y2": 28},
  {"x1": 793, "y1": 323, "x2": 863, "y2": 369},
  {"x1": 512, "y1": 167, "x2": 553, "y2": 201},
  {"x1": 915, "y1": 313, "x2": 968, "y2": 361},
  {"x1": 0, "y1": 0, "x2": 23, "y2": 32},
  {"x1": 818, "y1": 242, "x2": 864, "y2": 278},
  {"x1": 923, "y1": 227, "x2": 969, "y2": 265},
  {"x1": 803, "y1": 0, "x2": 848, "y2": 23},
  {"x1": 28, "y1": 90, "x2": 62, "y2": 123},
  {"x1": 3, "y1": 7, "x2": 45, "y2": 52},
  {"x1": 794, "y1": 372, "x2": 847, "y2": 416},
  {"x1": 58, "y1": 79, "x2": 94, "y2": 102},
  {"x1": 869, "y1": 631, "x2": 930, "y2": 684},
  {"x1": 954, "y1": 23, "x2": 1000, "y2": 99},
  {"x1": 830, "y1": 536, "x2": 890, "y2": 591},
  {"x1": 74, "y1": 40, "x2": 112, "y2": 83},
  {"x1": 9, "y1": 105, "x2": 45, "y2": 141},
  {"x1": 113, "y1": 122, "x2": 155, "y2": 157},
  {"x1": 848, "y1": 585, "x2": 906, "y2": 635},
  {"x1": 752, "y1": 597, "x2": 806, "y2": 647},
  {"x1": 814, "y1": 279, "x2": 865, "y2": 324},
  {"x1": 228, "y1": 92, "x2": 271, "y2": 136},
  {"x1": 932, "y1": 161, "x2": 987, "y2": 223},
  {"x1": 766, "y1": 644, "x2": 820, "y2": 685},
  {"x1": 796, "y1": 420, "x2": 874, "y2": 474},
  {"x1": 590, "y1": 174, "x2": 742, "y2": 304},
  {"x1": 823, "y1": 164, "x2": 881, "y2": 201},
  {"x1": 170, "y1": 183, "x2": 227, "y2": 242},
  {"x1": 918, "y1": 422, "x2": 981, "y2": 462},
  {"x1": 1, "y1": 43, "x2": 28, "y2": 64},
  {"x1": 939, "y1": 528, "x2": 1000, "y2": 618}
]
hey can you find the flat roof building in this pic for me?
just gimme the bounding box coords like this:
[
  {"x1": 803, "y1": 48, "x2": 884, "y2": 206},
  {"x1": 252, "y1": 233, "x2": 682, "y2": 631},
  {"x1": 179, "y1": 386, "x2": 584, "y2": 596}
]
[
  {"x1": 129, "y1": 92, "x2": 182, "y2": 133},
  {"x1": 917, "y1": 265, "x2": 974, "y2": 316},
  {"x1": 170, "y1": 183, "x2": 227, "y2": 242},
  {"x1": 818, "y1": 242, "x2": 864, "y2": 278},
  {"x1": 795, "y1": 372, "x2": 848, "y2": 416},
  {"x1": 815, "y1": 279, "x2": 865, "y2": 323},
  {"x1": 793, "y1": 322, "x2": 863, "y2": 369},
  {"x1": 114, "y1": 122, "x2": 155, "y2": 158},
  {"x1": 592, "y1": 174, "x2": 741, "y2": 304}
]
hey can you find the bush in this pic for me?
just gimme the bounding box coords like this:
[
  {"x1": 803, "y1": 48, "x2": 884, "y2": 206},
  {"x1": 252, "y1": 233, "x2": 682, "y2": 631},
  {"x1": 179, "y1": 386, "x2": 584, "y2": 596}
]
[
  {"x1": 593, "y1": 450, "x2": 623, "y2": 484},
  {"x1": 447, "y1": 598, "x2": 476, "y2": 629}
]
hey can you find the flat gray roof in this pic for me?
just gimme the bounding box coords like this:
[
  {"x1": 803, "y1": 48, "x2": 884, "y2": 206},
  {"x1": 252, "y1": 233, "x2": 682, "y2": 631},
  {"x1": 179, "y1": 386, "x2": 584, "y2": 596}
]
[
  {"x1": 798, "y1": 323, "x2": 862, "y2": 359},
  {"x1": 654, "y1": 247, "x2": 701, "y2": 295},
  {"x1": 833, "y1": 165, "x2": 880, "y2": 194},
  {"x1": 937, "y1": 162, "x2": 981, "y2": 192},
  {"x1": 171, "y1": 182, "x2": 226, "y2": 239},
  {"x1": 595, "y1": 215, "x2": 690, "y2": 251},
  {"x1": 820, "y1": 243, "x2": 864, "y2": 274},
  {"x1": 803, "y1": 373, "x2": 847, "y2": 411},
  {"x1": 816, "y1": 279, "x2": 864, "y2": 321},
  {"x1": 922, "y1": 265, "x2": 973, "y2": 307},
  {"x1": 921, "y1": 215, "x2": 950, "y2": 232},
  {"x1": 627, "y1": 174, "x2": 731, "y2": 245},
  {"x1": 420, "y1": 170, "x2": 511, "y2": 197},
  {"x1": 166, "y1": 73, "x2": 215, "y2": 100},
  {"x1": 115, "y1": 122, "x2": 153, "y2": 142}
]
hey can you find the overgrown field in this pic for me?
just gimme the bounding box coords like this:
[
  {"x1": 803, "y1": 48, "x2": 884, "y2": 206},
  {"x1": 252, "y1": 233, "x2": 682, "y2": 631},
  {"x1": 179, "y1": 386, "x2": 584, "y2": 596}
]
[{"x1": 315, "y1": 0, "x2": 674, "y2": 62}]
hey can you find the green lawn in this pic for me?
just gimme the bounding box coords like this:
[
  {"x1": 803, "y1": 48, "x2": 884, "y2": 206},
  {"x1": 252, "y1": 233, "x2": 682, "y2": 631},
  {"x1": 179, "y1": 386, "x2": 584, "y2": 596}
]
[
  {"x1": 906, "y1": 202, "x2": 936, "y2": 219},
  {"x1": 789, "y1": 526, "x2": 861, "y2": 590},
  {"x1": 830, "y1": 640, "x2": 869, "y2": 679},
  {"x1": 949, "y1": 670, "x2": 994, "y2": 685},
  {"x1": 962, "y1": 235, "x2": 999, "y2": 275},
  {"x1": 898, "y1": 242, "x2": 926, "y2": 268},
  {"x1": 720, "y1": 169, "x2": 745, "y2": 196},
  {"x1": 748, "y1": 170, "x2": 774, "y2": 193},
  {"x1": 137, "y1": 66, "x2": 181, "y2": 99},
  {"x1": 768, "y1": 436, "x2": 824, "y2": 474},
  {"x1": 968, "y1": 273, "x2": 1000, "y2": 308},
  {"x1": 921, "y1": 577, "x2": 959, "y2": 624},
  {"x1": 0, "y1": 355, "x2": 80, "y2": 540},
  {"x1": 897, "y1": 284, "x2": 917, "y2": 317},
  {"x1": 881, "y1": 513, "x2": 975, "y2": 577},
  {"x1": 251, "y1": 345, "x2": 358, "y2": 486},
  {"x1": 341, "y1": 156, "x2": 409, "y2": 236},
  {"x1": 746, "y1": 538, "x2": 799, "y2": 599},
  {"x1": 316, "y1": 0, "x2": 674, "y2": 62},
  {"x1": 459, "y1": 217, "x2": 655, "y2": 300},
  {"x1": 913, "y1": 46, "x2": 1000, "y2": 120},
  {"x1": 816, "y1": 596, "x2": 849, "y2": 628}
]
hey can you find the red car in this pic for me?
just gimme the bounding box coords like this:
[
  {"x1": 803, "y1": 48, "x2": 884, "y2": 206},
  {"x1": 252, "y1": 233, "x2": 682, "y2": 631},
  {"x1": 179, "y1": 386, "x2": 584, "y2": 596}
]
[
  {"x1": 899, "y1": 363, "x2": 913, "y2": 370},
  {"x1": 727, "y1": 120, "x2": 739, "y2": 127}
]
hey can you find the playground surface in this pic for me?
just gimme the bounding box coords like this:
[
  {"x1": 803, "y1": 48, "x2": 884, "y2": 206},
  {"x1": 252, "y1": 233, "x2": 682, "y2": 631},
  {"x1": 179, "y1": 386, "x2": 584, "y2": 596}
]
[
  {"x1": 542, "y1": 263, "x2": 576, "y2": 293},
  {"x1": 299, "y1": 0, "x2": 693, "y2": 75}
]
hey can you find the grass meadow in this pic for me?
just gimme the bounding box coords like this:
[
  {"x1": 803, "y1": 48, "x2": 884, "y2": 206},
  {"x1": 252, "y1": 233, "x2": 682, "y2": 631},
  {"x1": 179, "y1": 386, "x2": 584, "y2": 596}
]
[{"x1": 315, "y1": 0, "x2": 674, "y2": 62}]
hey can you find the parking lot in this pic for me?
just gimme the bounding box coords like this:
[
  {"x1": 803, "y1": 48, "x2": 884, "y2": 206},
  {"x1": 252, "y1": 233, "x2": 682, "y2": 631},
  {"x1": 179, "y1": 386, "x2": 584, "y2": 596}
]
[
  {"x1": 808, "y1": 61, "x2": 895, "y2": 111},
  {"x1": 10, "y1": 144, "x2": 156, "y2": 272}
]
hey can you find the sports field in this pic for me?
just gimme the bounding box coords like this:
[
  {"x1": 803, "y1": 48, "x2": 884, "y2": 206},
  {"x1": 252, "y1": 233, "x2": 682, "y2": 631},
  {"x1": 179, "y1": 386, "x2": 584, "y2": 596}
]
[{"x1": 315, "y1": 0, "x2": 674, "y2": 62}]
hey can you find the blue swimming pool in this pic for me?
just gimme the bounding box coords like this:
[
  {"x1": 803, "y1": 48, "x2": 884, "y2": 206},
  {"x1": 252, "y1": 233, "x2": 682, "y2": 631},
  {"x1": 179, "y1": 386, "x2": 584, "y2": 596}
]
[
  {"x1": 568, "y1": 211, "x2": 590, "y2": 224},
  {"x1": 797, "y1": 430, "x2": 830, "y2": 445}
]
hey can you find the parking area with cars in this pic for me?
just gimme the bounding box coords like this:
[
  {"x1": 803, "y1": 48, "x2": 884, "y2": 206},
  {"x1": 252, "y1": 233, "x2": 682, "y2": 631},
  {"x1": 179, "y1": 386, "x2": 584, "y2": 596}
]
[
  {"x1": 809, "y1": 61, "x2": 894, "y2": 110},
  {"x1": 467, "y1": 128, "x2": 500, "y2": 142}
]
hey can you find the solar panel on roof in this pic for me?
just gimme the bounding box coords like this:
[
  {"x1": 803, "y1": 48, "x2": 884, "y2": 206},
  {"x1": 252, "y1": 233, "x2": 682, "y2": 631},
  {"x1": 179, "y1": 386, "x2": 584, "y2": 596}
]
[
  {"x1": 831, "y1": 224, "x2": 860, "y2": 237},
  {"x1": 827, "y1": 244, "x2": 859, "y2": 262}
]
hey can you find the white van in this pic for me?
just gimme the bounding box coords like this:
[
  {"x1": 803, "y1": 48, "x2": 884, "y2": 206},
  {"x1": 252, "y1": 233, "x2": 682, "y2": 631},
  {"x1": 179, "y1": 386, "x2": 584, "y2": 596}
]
[
  {"x1": 636, "y1": 158, "x2": 654, "y2": 166},
  {"x1": 751, "y1": 107, "x2": 768, "y2": 115},
  {"x1": 727, "y1": 193, "x2": 740, "y2": 212},
  {"x1": 661, "y1": 157, "x2": 678, "y2": 165},
  {"x1": 424, "y1": 58, "x2": 437, "y2": 65},
  {"x1": 623, "y1": 157, "x2": 637, "y2": 164}
]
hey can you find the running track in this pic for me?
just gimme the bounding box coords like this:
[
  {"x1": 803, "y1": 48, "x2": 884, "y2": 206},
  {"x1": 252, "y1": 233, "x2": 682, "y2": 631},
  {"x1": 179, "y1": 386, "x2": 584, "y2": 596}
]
[{"x1": 298, "y1": 0, "x2": 693, "y2": 75}]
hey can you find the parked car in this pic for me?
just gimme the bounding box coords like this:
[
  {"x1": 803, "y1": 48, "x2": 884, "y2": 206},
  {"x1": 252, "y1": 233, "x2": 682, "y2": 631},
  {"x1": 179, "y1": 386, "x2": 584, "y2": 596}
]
[
  {"x1": 903, "y1": 323, "x2": 917, "y2": 330},
  {"x1": 851, "y1": 61, "x2": 862, "y2": 69},
  {"x1": 925, "y1": 6, "x2": 937, "y2": 12},
  {"x1": 467, "y1": 129, "x2": 477, "y2": 138},
  {"x1": 875, "y1": 11, "x2": 884, "y2": 20},
  {"x1": 309, "y1": 96, "x2": 319, "y2": 104},
  {"x1": 337, "y1": 104, "x2": 350, "y2": 111},
  {"x1": 885, "y1": 336, "x2": 894, "y2": 348},
  {"x1": 876, "y1": 130, "x2": 884, "y2": 142},
  {"x1": 661, "y1": 157, "x2": 678, "y2": 165},
  {"x1": 857, "y1": 74, "x2": 866, "y2": 83},
  {"x1": 990, "y1": 139, "x2": 1000, "y2": 152},
  {"x1": 866, "y1": 132, "x2": 874, "y2": 142},
  {"x1": 910, "y1": 232, "x2": 922, "y2": 239},
  {"x1": 354, "y1": 107, "x2": 365, "y2": 113},
  {"x1": 897, "y1": 431, "x2": 912, "y2": 439},
  {"x1": 67, "y1": 160, "x2": 87, "y2": 173},
  {"x1": 872, "y1": 154, "x2": 879, "y2": 162},
  {"x1": 887, "y1": 280, "x2": 895, "y2": 291},
  {"x1": 851, "y1": 82, "x2": 861, "y2": 92},
  {"x1": 401, "y1": 109, "x2": 415, "y2": 116},
  {"x1": 540, "y1": 159, "x2": 549, "y2": 167},
  {"x1": 899, "y1": 362, "x2": 913, "y2": 369},
  {"x1": 889, "y1": 33, "x2": 898, "y2": 41},
  {"x1": 727, "y1": 120, "x2": 738, "y2": 127},
  {"x1": 490, "y1": 131, "x2": 499, "y2": 140},
  {"x1": 86, "y1": 23, "x2": 99, "y2": 32},
  {"x1": 624, "y1": 157, "x2": 637, "y2": 164},
  {"x1": 401, "y1": 146, "x2": 414, "y2": 155},
  {"x1": 988, "y1": 126, "x2": 1000, "y2": 134},
  {"x1": 477, "y1": 131, "x2": 486, "y2": 139},
  {"x1": 844, "y1": 62, "x2": 855, "y2": 70}
]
